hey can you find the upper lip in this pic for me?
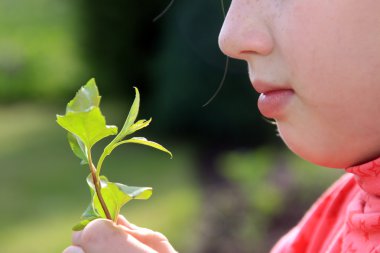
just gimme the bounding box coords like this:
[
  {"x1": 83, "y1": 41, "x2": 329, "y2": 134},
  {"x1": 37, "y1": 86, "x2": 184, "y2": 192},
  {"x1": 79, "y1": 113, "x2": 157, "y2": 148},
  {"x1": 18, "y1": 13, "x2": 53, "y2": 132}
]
[{"x1": 252, "y1": 80, "x2": 292, "y2": 94}]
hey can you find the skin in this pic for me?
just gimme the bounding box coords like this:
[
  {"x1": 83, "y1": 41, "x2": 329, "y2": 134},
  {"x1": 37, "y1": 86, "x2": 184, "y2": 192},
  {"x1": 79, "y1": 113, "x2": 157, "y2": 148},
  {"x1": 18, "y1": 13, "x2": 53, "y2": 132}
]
[
  {"x1": 62, "y1": 216, "x2": 177, "y2": 253},
  {"x1": 219, "y1": 0, "x2": 380, "y2": 168},
  {"x1": 64, "y1": 0, "x2": 380, "y2": 251}
]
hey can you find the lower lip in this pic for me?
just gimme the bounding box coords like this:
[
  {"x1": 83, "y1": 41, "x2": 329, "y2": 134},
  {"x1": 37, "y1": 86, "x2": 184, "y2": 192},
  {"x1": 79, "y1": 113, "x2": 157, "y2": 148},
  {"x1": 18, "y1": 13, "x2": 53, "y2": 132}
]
[{"x1": 257, "y1": 89, "x2": 294, "y2": 118}]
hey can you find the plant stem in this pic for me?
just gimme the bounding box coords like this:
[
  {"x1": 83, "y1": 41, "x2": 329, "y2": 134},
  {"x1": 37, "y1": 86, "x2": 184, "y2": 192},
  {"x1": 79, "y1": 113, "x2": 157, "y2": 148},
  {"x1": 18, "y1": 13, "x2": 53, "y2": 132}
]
[
  {"x1": 96, "y1": 140, "x2": 116, "y2": 177},
  {"x1": 96, "y1": 150, "x2": 107, "y2": 177},
  {"x1": 88, "y1": 150, "x2": 112, "y2": 220}
]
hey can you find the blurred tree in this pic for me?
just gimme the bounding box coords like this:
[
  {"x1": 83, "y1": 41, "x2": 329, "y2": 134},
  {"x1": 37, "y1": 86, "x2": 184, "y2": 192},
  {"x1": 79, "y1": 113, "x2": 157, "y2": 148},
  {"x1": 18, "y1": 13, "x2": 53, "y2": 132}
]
[
  {"x1": 77, "y1": 0, "x2": 168, "y2": 100},
  {"x1": 0, "y1": 0, "x2": 88, "y2": 102}
]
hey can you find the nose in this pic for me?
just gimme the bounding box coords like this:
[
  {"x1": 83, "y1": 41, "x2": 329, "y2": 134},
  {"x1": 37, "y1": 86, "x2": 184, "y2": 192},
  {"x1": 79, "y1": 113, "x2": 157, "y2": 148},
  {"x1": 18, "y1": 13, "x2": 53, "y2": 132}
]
[{"x1": 218, "y1": 0, "x2": 274, "y2": 60}]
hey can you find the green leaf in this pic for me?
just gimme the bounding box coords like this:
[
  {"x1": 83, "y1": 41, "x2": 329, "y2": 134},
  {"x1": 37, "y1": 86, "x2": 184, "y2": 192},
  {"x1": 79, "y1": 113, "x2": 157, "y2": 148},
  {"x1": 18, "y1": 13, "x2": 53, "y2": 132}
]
[
  {"x1": 97, "y1": 136, "x2": 172, "y2": 176},
  {"x1": 67, "y1": 132, "x2": 88, "y2": 164},
  {"x1": 86, "y1": 175, "x2": 116, "y2": 220},
  {"x1": 57, "y1": 107, "x2": 118, "y2": 148},
  {"x1": 93, "y1": 182, "x2": 120, "y2": 220},
  {"x1": 67, "y1": 78, "x2": 101, "y2": 113},
  {"x1": 116, "y1": 137, "x2": 173, "y2": 159},
  {"x1": 99, "y1": 182, "x2": 152, "y2": 220},
  {"x1": 87, "y1": 175, "x2": 152, "y2": 221},
  {"x1": 72, "y1": 177, "x2": 103, "y2": 231},
  {"x1": 57, "y1": 82, "x2": 172, "y2": 231},
  {"x1": 115, "y1": 183, "x2": 153, "y2": 200},
  {"x1": 82, "y1": 204, "x2": 100, "y2": 219},
  {"x1": 115, "y1": 87, "x2": 140, "y2": 142},
  {"x1": 73, "y1": 219, "x2": 93, "y2": 231},
  {"x1": 123, "y1": 118, "x2": 152, "y2": 136},
  {"x1": 72, "y1": 203, "x2": 101, "y2": 231}
]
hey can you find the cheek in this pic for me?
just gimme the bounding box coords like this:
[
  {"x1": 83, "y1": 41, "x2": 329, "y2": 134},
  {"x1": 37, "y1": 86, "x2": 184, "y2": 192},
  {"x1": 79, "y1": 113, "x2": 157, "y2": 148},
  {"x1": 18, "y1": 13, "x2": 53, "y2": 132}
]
[
  {"x1": 280, "y1": 0, "x2": 380, "y2": 111},
  {"x1": 281, "y1": 1, "x2": 380, "y2": 98},
  {"x1": 281, "y1": 4, "x2": 342, "y2": 95},
  {"x1": 273, "y1": 1, "x2": 380, "y2": 167}
]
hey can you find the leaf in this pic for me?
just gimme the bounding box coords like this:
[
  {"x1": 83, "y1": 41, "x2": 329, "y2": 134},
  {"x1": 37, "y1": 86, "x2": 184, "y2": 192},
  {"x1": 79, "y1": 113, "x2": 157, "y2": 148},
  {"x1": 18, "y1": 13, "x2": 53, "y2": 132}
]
[
  {"x1": 72, "y1": 177, "x2": 103, "y2": 231},
  {"x1": 86, "y1": 175, "x2": 118, "y2": 220},
  {"x1": 72, "y1": 203, "x2": 101, "y2": 231},
  {"x1": 116, "y1": 137, "x2": 173, "y2": 158},
  {"x1": 87, "y1": 175, "x2": 153, "y2": 221},
  {"x1": 72, "y1": 219, "x2": 93, "y2": 231},
  {"x1": 72, "y1": 220, "x2": 90, "y2": 231},
  {"x1": 82, "y1": 202, "x2": 101, "y2": 220},
  {"x1": 66, "y1": 78, "x2": 101, "y2": 113},
  {"x1": 122, "y1": 118, "x2": 152, "y2": 136},
  {"x1": 57, "y1": 81, "x2": 172, "y2": 231},
  {"x1": 57, "y1": 107, "x2": 118, "y2": 148},
  {"x1": 115, "y1": 87, "x2": 140, "y2": 142},
  {"x1": 99, "y1": 182, "x2": 152, "y2": 220},
  {"x1": 115, "y1": 183, "x2": 153, "y2": 200},
  {"x1": 96, "y1": 88, "x2": 141, "y2": 169},
  {"x1": 85, "y1": 175, "x2": 110, "y2": 220},
  {"x1": 93, "y1": 182, "x2": 120, "y2": 220},
  {"x1": 67, "y1": 132, "x2": 88, "y2": 164},
  {"x1": 102, "y1": 118, "x2": 152, "y2": 160},
  {"x1": 98, "y1": 136, "x2": 172, "y2": 175}
]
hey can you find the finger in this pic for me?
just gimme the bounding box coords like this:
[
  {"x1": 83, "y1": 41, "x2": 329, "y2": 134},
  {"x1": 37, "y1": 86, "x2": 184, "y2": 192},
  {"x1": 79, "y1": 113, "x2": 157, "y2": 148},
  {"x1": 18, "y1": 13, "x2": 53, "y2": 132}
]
[
  {"x1": 116, "y1": 215, "x2": 139, "y2": 230},
  {"x1": 123, "y1": 227, "x2": 177, "y2": 253},
  {"x1": 62, "y1": 245, "x2": 85, "y2": 253},
  {"x1": 78, "y1": 219, "x2": 157, "y2": 253},
  {"x1": 123, "y1": 227, "x2": 167, "y2": 244},
  {"x1": 72, "y1": 230, "x2": 83, "y2": 246}
]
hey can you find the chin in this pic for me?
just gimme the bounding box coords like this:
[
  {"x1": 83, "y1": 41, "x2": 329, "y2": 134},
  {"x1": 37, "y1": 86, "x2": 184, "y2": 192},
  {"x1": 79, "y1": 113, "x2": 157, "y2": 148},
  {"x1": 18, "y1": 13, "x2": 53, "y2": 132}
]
[
  {"x1": 282, "y1": 138, "x2": 376, "y2": 169},
  {"x1": 276, "y1": 119, "x2": 380, "y2": 169},
  {"x1": 291, "y1": 147, "x2": 347, "y2": 169},
  {"x1": 278, "y1": 133, "x2": 352, "y2": 169},
  {"x1": 275, "y1": 119, "x2": 373, "y2": 168}
]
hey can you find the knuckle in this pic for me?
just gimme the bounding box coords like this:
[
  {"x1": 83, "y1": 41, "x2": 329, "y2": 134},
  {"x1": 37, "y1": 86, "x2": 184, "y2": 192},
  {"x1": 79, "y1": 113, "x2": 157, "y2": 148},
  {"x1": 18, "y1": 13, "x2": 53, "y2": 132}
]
[{"x1": 151, "y1": 231, "x2": 168, "y2": 241}]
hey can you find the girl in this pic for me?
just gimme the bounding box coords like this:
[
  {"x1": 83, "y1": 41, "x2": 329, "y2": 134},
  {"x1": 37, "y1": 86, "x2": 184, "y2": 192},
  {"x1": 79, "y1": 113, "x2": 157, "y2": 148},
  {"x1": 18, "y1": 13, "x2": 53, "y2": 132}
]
[{"x1": 63, "y1": 0, "x2": 380, "y2": 252}]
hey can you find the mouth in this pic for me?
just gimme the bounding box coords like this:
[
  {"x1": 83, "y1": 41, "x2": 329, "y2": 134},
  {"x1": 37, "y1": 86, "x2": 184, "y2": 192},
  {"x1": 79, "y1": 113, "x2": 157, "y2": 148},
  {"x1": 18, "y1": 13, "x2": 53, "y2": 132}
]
[{"x1": 252, "y1": 80, "x2": 294, "y2": 119}]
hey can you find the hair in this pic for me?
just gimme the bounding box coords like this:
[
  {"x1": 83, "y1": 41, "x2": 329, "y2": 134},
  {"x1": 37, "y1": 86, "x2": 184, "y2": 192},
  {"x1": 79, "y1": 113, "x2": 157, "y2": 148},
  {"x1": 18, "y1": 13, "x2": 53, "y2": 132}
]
[
  {"x1": 154, "y1": 0, "x2": 231, "y2": 106},
  {"x1": 153, "y1": 0, "x2": 175, "y2": 22}
]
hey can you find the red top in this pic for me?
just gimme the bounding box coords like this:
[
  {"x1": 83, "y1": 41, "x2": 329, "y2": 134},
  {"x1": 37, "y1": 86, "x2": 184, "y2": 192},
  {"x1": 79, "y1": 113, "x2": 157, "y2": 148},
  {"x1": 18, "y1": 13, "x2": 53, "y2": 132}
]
[{"x1": 271, "y1": 157, "x2": 380, "y2": 253}]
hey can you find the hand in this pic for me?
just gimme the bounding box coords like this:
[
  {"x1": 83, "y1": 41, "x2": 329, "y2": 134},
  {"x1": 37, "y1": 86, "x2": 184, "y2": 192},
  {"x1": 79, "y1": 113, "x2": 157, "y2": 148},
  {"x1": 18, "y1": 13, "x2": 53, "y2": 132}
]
[{"x1": 62, "y1": 216, "x2": 177, "y2": 253}]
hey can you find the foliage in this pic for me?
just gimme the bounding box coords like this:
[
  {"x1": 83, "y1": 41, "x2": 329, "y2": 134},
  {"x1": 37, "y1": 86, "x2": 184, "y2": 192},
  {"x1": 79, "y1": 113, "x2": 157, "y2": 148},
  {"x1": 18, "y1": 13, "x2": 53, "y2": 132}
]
[
  {"x1": 0, "y1": 0, "x2": 87, "y2": 101},
  {"x1": 56, "y1": 78, "x2": 172, "y2": 230}
]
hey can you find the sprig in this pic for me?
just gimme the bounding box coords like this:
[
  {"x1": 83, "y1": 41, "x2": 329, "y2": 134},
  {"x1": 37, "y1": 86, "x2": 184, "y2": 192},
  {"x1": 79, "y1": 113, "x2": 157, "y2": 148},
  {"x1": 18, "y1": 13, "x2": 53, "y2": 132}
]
[{"x1": 56, "y1": 78, "x2": 172, "y2": 231}]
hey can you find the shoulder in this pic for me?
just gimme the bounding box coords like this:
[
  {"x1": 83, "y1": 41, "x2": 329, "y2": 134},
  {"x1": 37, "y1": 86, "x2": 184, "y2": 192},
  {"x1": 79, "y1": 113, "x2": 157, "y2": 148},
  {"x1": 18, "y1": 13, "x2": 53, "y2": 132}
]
[{"x1": 271, "y1": 173, "x2": 359, "y2": 253}]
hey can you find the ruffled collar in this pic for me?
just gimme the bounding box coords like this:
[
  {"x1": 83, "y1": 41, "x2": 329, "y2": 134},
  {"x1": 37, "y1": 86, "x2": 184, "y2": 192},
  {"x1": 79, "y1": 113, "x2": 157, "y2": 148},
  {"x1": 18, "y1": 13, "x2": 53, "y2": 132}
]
[
  {"x1": 345, "y1": 157, "x2": 380, "y2": 196},
  {"x1": 344, "y1": 157, "x2": 380, "y2": 240}
]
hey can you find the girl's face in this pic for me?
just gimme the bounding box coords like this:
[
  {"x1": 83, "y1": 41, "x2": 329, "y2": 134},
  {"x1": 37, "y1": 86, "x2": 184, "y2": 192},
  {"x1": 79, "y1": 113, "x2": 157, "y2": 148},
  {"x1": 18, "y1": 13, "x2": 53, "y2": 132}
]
[{"x1": 219, "y1": 0, "x2": 380, "y2": 168}]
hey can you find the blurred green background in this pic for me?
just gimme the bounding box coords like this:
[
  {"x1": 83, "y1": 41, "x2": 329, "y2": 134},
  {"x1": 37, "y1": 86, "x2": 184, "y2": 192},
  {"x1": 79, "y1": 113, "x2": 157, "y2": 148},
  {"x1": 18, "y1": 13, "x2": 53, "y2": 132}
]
[{"x1": 0, "y1": 0, "x2": 343, "y2": 252}]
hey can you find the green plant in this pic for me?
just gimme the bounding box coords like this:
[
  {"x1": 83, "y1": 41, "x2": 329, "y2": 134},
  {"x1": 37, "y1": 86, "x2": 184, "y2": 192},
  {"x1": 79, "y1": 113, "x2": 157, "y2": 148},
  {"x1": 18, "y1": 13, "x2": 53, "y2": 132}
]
[{"x1": 56, "y1": 78, "x2": 172, "y2": 231}]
